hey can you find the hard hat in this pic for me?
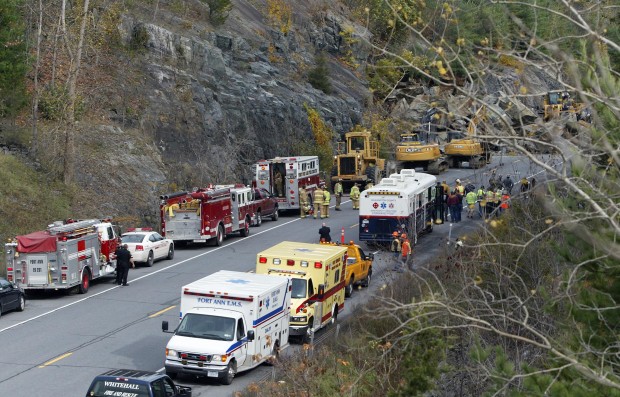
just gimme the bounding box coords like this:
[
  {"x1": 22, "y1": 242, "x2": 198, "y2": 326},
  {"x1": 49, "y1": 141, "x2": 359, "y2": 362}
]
[{"x1": 401, "y1": 233, "x2": 407, "y2": 239}]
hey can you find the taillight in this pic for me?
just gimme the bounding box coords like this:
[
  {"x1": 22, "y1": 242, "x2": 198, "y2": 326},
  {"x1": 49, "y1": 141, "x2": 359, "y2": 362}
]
[{"x1": 136, "y1": 245, "x2": 144, "y2": 251}]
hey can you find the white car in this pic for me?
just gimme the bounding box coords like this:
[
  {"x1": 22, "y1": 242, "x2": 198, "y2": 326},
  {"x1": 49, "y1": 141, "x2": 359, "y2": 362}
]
[{"x1": 121, "y1": 229, "x2": 174, "y2": 267}]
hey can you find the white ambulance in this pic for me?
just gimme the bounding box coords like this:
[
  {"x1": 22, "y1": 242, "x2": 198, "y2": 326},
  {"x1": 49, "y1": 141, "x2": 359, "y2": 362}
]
[{"x1": 162, "y1": 271, "x2": 291, "y2": 385}]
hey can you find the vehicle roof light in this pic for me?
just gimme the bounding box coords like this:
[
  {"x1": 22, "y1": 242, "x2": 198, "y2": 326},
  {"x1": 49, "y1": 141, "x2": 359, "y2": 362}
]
[
  {"x1": 287, "y1": 259, "x2": 295, "y2": 266},
  {"x1": 314, "y1": 262, "x2": 322, "y2": 269},
  {"x1": 300, "y1": 261, "x2": 308, "y2": 267},
  {"x1": 273, "y1": 258, "x2": 281, "y2": 265},
  {"x1": 259, "y1": 256, "x2": 267, "y2": 263}
]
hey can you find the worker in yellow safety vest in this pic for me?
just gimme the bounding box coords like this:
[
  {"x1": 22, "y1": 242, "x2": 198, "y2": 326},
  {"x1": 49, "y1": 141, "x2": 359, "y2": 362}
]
[
  {"x1": 334, "y1": 180, "x2": 343, "y2": 211},
  {"x1": 322, "y1": 188, "x2": 331, "y2": 218},
  {"x1": 350, "y1": 184, "x2": 361, "y2": 209}
]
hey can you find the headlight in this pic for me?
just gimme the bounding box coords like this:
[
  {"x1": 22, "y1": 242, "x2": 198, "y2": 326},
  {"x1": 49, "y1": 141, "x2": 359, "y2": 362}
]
[
  {"x1": 291, "y1": 316, "x2": 307, "y2": 322},
  {"x1": 212, "y1": 354, "x2": 228, "y2": 362},
  {"x1": 166, "y1": 348, "x2": 177, "y2": 358}
]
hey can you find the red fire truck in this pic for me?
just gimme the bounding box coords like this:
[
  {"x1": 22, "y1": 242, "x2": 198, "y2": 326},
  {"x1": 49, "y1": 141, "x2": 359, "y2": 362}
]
[
  {"x1": 253, "y1": 156, "x2": 321, "y2": 211},
  {"x1": 4, "y1": 219, "x2": 120, "y2": 294},
  {"x1": 160, "y1": 184, "x2": 254, "y2": 245}
]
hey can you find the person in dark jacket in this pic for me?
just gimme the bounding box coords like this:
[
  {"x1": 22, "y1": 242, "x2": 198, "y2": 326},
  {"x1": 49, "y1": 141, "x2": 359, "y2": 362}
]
[
  {"x1": 115, "y1": 244, "x2": 135, "y2": 286},
  {"x1": 318, "y1": 223, "x2": 332, "y2": 243},
  {"x1": 447, "y1": 191, "x2": 462, "y2": 223}
]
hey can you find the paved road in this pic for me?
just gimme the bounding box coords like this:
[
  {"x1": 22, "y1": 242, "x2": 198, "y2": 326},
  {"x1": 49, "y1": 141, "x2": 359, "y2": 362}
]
[{"x1": 0, "y1": 155, "x2": 553, "y2": 397}]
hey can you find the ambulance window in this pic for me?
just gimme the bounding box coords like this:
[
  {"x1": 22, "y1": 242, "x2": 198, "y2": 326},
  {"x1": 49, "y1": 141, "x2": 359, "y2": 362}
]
[
  {"x1": 291, "y1": 278, "x2": 308, "y2": 298},
  {"x1": 232, "y1": 194, "x2": 236, "y2": 202},
  {"x1": 237, "y1": 318, "x2": 245, "y2": 340},
  {"x1": 334, "y1": 269, "x2": 340, "y2": 284}
]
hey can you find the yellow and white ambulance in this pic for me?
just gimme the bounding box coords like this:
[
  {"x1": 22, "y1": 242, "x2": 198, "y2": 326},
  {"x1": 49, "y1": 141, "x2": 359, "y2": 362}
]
[{"x1": 256, "y1": 241, "x2": 346, "y2": 339}]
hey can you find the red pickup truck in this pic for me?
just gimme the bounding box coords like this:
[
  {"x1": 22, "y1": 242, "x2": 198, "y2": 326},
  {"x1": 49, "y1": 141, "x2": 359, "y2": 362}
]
[{"x1": 252, "y1": 188, "x2": 279, "y2": 226}]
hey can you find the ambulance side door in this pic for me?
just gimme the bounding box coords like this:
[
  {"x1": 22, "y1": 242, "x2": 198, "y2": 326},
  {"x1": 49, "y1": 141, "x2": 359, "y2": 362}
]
[{"x1": 236, "y1": 317, "x2": 249, "y2": 366}]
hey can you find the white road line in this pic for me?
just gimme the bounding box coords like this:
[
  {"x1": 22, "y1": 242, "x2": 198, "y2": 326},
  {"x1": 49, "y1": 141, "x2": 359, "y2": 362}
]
[{"x1": 0, "y1": 218, "x2": 300, "y2": 334}]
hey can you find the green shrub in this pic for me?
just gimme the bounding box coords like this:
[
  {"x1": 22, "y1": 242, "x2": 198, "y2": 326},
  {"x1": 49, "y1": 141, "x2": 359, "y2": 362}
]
[{"x1": 308, "y1": 52, "x2": 332, "y2": 94}]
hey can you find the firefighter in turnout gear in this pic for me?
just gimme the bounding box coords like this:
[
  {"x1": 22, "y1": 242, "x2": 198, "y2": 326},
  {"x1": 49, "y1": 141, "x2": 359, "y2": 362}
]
[
  {"x1": 350, "y1": 183, "x2": 361, "y2": 209},
  {"x1": 275, "y1": 171, "x2": 284, "y2": 197},
  {"x1": 299, "y1": 185, "x2": 310, "y2": 218},
  {"x1": 313, "y1": 185, "x2": 325, "y2": 219},
  {"x1": 322, "y1": 189, "x2": 331, "y2": 218},
  {"x1": 334, "y1": 179, "x2": 343, "y2": 210}
]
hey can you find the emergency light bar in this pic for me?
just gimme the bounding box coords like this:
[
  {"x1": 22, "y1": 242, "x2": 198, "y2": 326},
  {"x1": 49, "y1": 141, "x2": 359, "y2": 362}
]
[
  {"x1": 267, "y1": 268, "x2": 306, "y2": 276},
  {"x1": 126, "y1": 227, "x2": 153, "y2": 232},
  {"x1": 183, "y1": 290, "x2": 254, "y2": 302}
]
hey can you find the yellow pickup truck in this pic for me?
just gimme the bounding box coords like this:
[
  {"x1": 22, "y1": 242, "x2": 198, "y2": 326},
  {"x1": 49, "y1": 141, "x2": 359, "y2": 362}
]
[{"x1": 322, "y1": 241, "x2": 373, "y2": 297}]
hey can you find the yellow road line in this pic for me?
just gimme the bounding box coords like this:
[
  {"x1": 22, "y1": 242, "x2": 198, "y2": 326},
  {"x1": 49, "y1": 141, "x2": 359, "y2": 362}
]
[
  {"x1": 149, "y1": 305, "x2": 176, "y2": 318},
  {"x1": 39, "y1": 352, "x2": 72, "y2": 368},
  {"x1": 350, "y1": 223, "x2": 358, "y2": 228}
]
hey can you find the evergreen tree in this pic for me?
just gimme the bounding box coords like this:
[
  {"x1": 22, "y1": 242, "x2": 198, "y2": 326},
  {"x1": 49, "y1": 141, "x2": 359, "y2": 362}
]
[{"x1": 308, "y1": 52, "x2": 332, "y2": 94}]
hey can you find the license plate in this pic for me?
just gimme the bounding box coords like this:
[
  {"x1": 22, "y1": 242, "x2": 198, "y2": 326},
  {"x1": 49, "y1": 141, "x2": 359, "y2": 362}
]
[{"x1": 207, "y1": 371, "x2": 218, "y2": 378}]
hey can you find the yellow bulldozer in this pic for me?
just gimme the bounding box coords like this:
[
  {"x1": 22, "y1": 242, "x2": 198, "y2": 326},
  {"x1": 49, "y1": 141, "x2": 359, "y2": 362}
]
[
  {"x1": 543, "y1": 91, "x2": 586, "y2": 121},
  {"x1": 444, "y1": 105, "x2": 492, "y2": 169},
  {"x1": 331, "y1": 128, "x2": 385, "y2": 192}
]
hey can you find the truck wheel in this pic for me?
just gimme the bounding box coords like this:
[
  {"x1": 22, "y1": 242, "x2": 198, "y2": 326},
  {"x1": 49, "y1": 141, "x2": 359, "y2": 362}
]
[
  {"x1": 240, "y1": 217, "x2": 250, "y2": 237},
  {"x1": 362, "y1": 269, "x2": 372, "y2": 287},
  {"x1": 221, "y1": 361, "x2": 236, "y2": 385},
  {"x1": 17, "y1": 295, "x2": 25, "y2": 311},
  {"x1": 345, "y1": 277, "x2": 354, "y2": 298},
  {"x1": 78, "y1": 269, "x2": 91, "y2": 294},
  {"x1": 271, "y1": 209, "x2": 279, "y2": 221},
  {"x1": 214, "y1": 224, "x2": 224, "y2": 246},
  {"x1": 255, "y1": 212, "x2": 262, "y2": 227},
  {"x1": 146, "y1": 251, "x2": 154, "y2": 267},
  {"x1": 166, "y1": 245, "x2": 174, "y2": 260}
]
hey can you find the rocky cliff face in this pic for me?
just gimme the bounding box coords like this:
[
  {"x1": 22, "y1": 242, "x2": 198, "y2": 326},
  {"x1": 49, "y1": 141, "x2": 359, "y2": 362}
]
[{"x1": 69, "y1": 1, "x2": 372, "y2": 225}]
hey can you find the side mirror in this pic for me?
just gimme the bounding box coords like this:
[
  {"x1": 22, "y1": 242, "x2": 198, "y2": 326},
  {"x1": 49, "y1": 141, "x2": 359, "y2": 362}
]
[
  {"x1": 367, "y1": 253, "x2": 374, "y2": 260},
  {"x1": 162, "y1": 321, "x2": 169, "y2": 332},
  {"x1": 247, "y1": 330, "x2": 255, "y2": 341}
]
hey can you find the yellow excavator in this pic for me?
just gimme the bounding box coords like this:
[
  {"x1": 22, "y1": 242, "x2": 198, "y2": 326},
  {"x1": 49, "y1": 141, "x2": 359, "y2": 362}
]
[
  {"x1": 393, "y1": 108, "x2": 449, "y2": 175},
  {"x1": 331, "y1": 127, "x2": 385, "y2": 192},
  {"x1": 445, "y1": 105, "x2": 492, "y2": 169}
]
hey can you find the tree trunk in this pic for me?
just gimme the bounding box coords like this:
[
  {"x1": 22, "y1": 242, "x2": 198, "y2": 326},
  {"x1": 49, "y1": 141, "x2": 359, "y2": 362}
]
[
  {"x1": 63, "y1": 0, "x2": 90, "y2": 185},
  {"x1": 31, "y1": 0, "x2": 43, "y2": 156}
]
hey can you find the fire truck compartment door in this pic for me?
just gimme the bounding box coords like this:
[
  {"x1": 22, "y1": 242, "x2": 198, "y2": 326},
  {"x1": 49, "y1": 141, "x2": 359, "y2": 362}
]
[{"x1": 26, "y1": 255, "x2": 48, "y2": 285}]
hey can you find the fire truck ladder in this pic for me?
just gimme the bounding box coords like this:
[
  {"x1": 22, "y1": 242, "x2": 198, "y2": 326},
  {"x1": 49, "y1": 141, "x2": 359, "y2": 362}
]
[{"x1": 48, "y1": 219, "x2": 100, "y2": 237}]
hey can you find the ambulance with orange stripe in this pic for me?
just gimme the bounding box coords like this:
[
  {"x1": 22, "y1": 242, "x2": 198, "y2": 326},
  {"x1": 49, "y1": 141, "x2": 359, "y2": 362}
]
[{"x1": 256, "y1": 241, "x2": 346, "y2": 340}]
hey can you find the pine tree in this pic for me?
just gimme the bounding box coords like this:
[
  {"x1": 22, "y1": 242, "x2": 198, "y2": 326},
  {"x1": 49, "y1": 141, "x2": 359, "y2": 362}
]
[{"x1": 308, "y1": 52, "x2": 332, "y2": 94}]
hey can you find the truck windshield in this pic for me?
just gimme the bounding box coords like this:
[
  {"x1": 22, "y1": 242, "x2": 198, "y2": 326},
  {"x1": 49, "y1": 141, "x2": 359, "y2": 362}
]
[
  {"x1": 87, "y1": 380, "x2": 149, "y2": 397},
  {"x1": 176, "y1": 313, "x2": 236, "y2": 341},
  {"x1": 291, "y1": 278, "x2": 307, "y2": 299}
]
